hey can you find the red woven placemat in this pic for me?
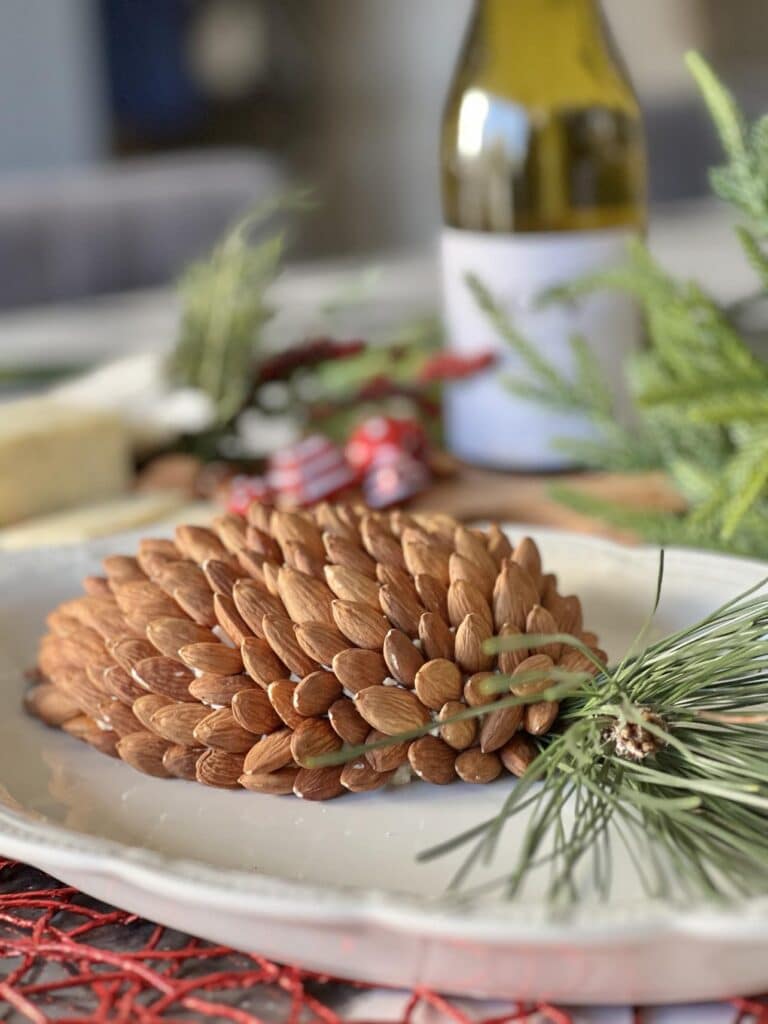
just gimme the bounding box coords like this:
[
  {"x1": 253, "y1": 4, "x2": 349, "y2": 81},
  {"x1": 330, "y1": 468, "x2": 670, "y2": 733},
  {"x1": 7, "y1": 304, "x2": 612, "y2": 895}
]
[{"x1": 0, "y1": 859, "x2": 765, "y2": 1023}]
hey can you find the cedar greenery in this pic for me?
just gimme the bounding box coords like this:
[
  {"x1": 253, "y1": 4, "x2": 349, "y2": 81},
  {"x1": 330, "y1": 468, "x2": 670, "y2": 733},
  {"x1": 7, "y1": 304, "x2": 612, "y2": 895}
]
[{"x1": 475, "y1": 53, "x2": 768, "y2": 558}]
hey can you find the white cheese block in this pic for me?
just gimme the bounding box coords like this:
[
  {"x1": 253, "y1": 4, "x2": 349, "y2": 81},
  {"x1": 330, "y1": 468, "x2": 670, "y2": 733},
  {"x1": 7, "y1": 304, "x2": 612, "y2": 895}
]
[{"x1": 0, "y1": 399, "x2": 131, "y2": 526}]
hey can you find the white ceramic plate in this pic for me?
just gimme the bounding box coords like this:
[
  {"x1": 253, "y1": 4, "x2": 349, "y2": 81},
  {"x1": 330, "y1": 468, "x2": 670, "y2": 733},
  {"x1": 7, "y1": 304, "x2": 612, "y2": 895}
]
[{"x1": 2, "y1": 527, "x2": 768, "y2": 1006}]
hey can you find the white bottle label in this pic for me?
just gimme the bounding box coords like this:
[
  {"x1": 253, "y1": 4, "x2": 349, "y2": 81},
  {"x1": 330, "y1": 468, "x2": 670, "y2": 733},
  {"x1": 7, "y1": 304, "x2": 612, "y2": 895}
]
[{"x1": 441, "y1": 226, "x2": 640, "y2": 470}]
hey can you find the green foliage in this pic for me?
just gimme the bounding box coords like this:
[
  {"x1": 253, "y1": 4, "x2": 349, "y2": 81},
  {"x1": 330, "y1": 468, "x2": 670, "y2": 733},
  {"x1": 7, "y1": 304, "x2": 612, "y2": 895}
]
[{"x1": 480, "y1": 55, "x2": 768, "y2": 557}]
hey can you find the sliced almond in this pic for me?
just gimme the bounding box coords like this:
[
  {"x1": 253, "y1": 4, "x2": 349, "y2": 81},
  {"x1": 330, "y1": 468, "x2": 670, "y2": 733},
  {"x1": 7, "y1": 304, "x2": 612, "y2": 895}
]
[
  {"x1": 232, "y1": 580, "x2": 284, "y2": 638},
  {"x1": 525, "y1": 701, "x2": 559, "y2": 736},
  {"x1": 294, "y1": 622, "x2": 348, "y2": 666},
  {"x1": 414, "y1": 658, "x2": 462, "y2": 710},
  {"x1": 447, "y1": 579, "x2": 492, "y2": 630},
  {"x1": 332, "y1": 600, "x2": 389, "y2": 651},
  {"x1": 379, "y1": 585, "x2": 424, "y2": 637},
  {"x1": 382, "y1": 629, "x2": 423, "y2": 687},
  {"x1": 331, "y1": 648, "x2": 389, "y2": 694},
  {"x1": 492, "y1": 562, "x2": 539, "y2": 631},
  {"x1": 414, "y1": 573, "x2": 448, "y2": 620},
  {"x1": 239, "y1": 766, "x2": 299, "y2": 795},
  {"x1": 438, "y1": 700, "x2": 477, "y2": 751},
  {"x1": 194, "y1": 707, "x2": 255, "y2": 752},
  {"x1": 479, "y1": 702, "x2": 524, "y2": 753},
  {"x1": 117, "y1": 731, "x2": 170, "y2": 777},
  {"x1": 340, "y1": 760, "x2": 393, "y2": 793},
  {"x1": 241, "y1": 636, "x2": 289, "y2": 688},
  {"x1": 261, "y1": 615, "x2": 317, "y2": 678},
  {"x1": 231, "y1": 687, "x2": 282, "y2": 734},
  {"x1": 151, "y1": 703, "x2": 210, "y2": 746},
  {"x1": 513, "y1": 536, "x2": 543, "y2": 593},
  {"x1": 418, "y1": 612, "x2": 454, "y2": 661},
  {"x1": 365, "y1": 729, "x2": 410, "y2": 772},
  {"x1": 178, "y1": 642, "x2": 243, "y2": 676},
  {"x1": 355, "y1": 685, "x2": 430, "y2": 735},
  {"x1": 175, "y1": 524, "x2": 229, "y2": 563},
  {"x1": 146, "y1": 618, "x2": 216, "y2": 659},
  {"x1": 243, "y1": 728, "x2": 294, "y2": 774},
  {"x1": 455, "y1": 748, "x2": 502, "y2": 784},
  {"x1": 510, "y1": 654, "x2": 555, "y2": 697},
  {"x1": 195, "y1": 749, "x2": 244, "y2": 787},
  {"x1": 189, "y1": 673, "x2": 250, "y2": 706},
  {"x1": 500, "y1": 734, "x2": 539, "y2": 777},
  {"x1": 290, "y1": 718, "x2": 341, "y2": 768},
  {"x1": 267, "y1": 681, "x2": 305, "y2": 730},
  {"x1": 498, "y1": 623, "x2": 529, "y2": 674},
  {"x1": 323, "y1": 532, "x2": 377, "y2": 578},
  {"x1": 213, "y1": 593, "x2": 253, "y2": 646},
  {"x1": 163, "y1": 743, "x2": 205, "y2": 780},
  {"x1": 525, "y1": 605, "x2": 562, "y2": 661},
  {"x1": 202, "y1": 558, "x2": 239, "y2": 598},
  {"x1": 293, "y1": 671, "x2": 342, "y2": 717},
  {"x1": 293, "y1": 765, "x2": 344, "y2": 801},
  {"x1": 324, "y1": 564, "x2": 380, "y2": 608},
  {"x1": 277, "y1": 567, "x2": 335, "y2": 628},
  {"x1": 408, "y1": 735, "x2": 455, "y2": 785},
  {"x1": 455, "y1": 613, "x2": 493, "y2": 673},
  {"x1": 328, "y1": 698, "x2": 369, "y2": 745}
]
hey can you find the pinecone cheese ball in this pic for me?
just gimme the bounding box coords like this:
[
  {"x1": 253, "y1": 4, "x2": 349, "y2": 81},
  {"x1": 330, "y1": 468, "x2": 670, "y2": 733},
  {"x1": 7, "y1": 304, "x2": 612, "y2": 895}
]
[{"x1": 27, "y1": 504, "x2": 607, "y2": 801}]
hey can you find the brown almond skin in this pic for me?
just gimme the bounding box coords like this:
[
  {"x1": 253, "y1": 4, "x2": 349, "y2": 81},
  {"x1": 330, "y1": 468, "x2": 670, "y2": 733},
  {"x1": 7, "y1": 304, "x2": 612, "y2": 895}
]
[
  {"x1": 117, "y1": 731, "x2": 171, "y2": 778},
  {"x1": 283, "y1": 541, "x2": 327, "y2": 578},
  {"x1": 202, "y1": 558, "x2": 240, "y2": 597},
  {"x1": 103, "y1": 664, "x2": 146, "y2": 705},
  {"x1": 247, "y1": 525, "x2": 283, "y2": 562},
  {"x1": 525, "y1": 605, "x2": 562, "y2": 662},
  {"x1": 294, "y1": 622, "x2": 349, "y2": 666},
  {"x1": 455, "y1": 613, "x2": 493, "y2": 673},
  {"x1": 194, "y1": 707, "x2": 255, "y2": 753},
  {"x1": 172, "y1": 583, "x2": 216, "y2": 628},
  {"x1": 500, "y1": 734, "x2": 539, "y2": 777},
  {"x1": 293, "y1": 671, "x2": 342, "y2": 717},
  {"x1": 560, "y1": 648, "x2": 601, "y2": 676},
  {"x1": 498, "y1": 623, "x2": 529, "y2": 674},
  {"x1": 290, "y1": 718, "x2": 342, "y2": 769},
  {"x1": 232, "y1": 580, "x2": 284, "y2": 638},
  {"x1": 294, "y1": 766, "x2": 345, "y2": 801},
  {"x1": 243, "y1": 729, "x2": 294, "y2": 774},
  {"x1": 103, "y1": 554, "x2": 146, "y2": 583},
  {"x1": 133, "y1": 657, "x2": 195, "y2": 702},
  {"x1": 178, "y1": 642, "x2": 244, "y2": 676},
  {"x1": 340, "y1": 760, "x2": 393, "y2": 793},
  {"x1": 241, "y1": 635, "x2": 290, "y2": 689},
  {"x1": 545, "y1": 593, "x2": 583, "y2": 635},
  {"x1": 355, "y1": 685, "x2": 431, "y2": 736},
  {"x1": 97, "y1": 699, "x2": 141, "y2": 738},
  {"x1": 239, "y1": 767, "x2": 299, "y2": 795},
  {"x1": 332, "y1": 600, "x2": 390, "y2": 651},
  {"x1": 453, "y1": 526, "x2": 498, "y2": 581},
  {"x1": 324, "y1": 564, "x2": 381, "y2": 609},
  {"x1": 163, "y1": 743, "x2": 205, "y2": 780},
  {"x1": 438, "y1": 700, "x2": 477, "y2": 751},
  {"x1": 25, "y1": 684, "x2": 81, "y2": 726},
  {"x1": 270, "y1": 509, "x2": 325, "y2": 562},
  {"x1": 414, "y1": 573, "x2": 448, "y2": 620},
  {"x1": 113, "y1": 581, "x2": 182, "y2": 630},
  {"x1": 402, "y1": 540, "x2": 449, "y2": 585},
  {"x1": 414, "y1": 659, "x2": 463, "y2": 710},
  {"x1": 359, "y1": 516, "x2": 405, "y2": 568},
  {"x1": 267, "y1": 681, "x2": 305, "y2": 730},
  {"x1": 525, "y1": 700, "x2": 559, "y2": 736},
  {"x1": 510, "y1": 654, "x2": 555, "y2": 697},
  {"x1": 479, "y1": 702, "x2": 524, "y2": 753},
  {"x1": 277, "y1": 566, "x2": 336, "y2": 628},
  {"x1": 492, "y1": 562, "x2": 538, "y2": 631},
  {"x1": 246, "y1": 501, "x2": 272, "y2": 533},
  {"x1": 196, "y1": 749, "x2": 244, "y2": 788},
  {"x1": 146, "y1": 618, "x2": 216, "y2": 660},
  {"x1": 455, "y1": 748, "x2": 502, "y2": 784},
  {"x1": 151, "y1": 703, "x2": 210, "y2": 746},
  {"x1": 376, "y1": 562, "x2": 413, "y2": 593},
  {"x1": 232, "y1": 687, "x2": 282, "y2": 734},
  {"x1": 213, "y1": 593, "x2": 254, "y2": 647},
  {"x1": 447, "y1": 579, "x2": 493, "y2": 630},
  {"x1": 418, "y1": 612, "x2": 454, "y2": 661},
  {"x1": 379, "y1": 585, "x2": 424, "y2": 637},
  {"x1": 382, "y1": 629, "x2": 424, "y2": 687},
  {"x1": 463, "y1": 672, "x2": 498, "y2": 708},
  {"x1": 261, "y1": 615, "x2": 317, "y2": 678},
  {"x1": 109, "y1": 638, "x2": 157, "y2": 674},
  {"x1": 189, "y1": 673, "x2": 251, "y2": 707},
  {"x1": 132, "y1": 693, "x2": 172, "y2": 732},
  {"x1": 328, "y1": 698, "x2": 369, "y2": 745},
  {"x1": 448, "y1": 552, "x2": 494, "y2": 602},
  {"x1": 329, "y1": 647, "x2": 387, "y2": 694},
  {"x1": 513, "y1": 536, "x2": 543, "y2": 593},
  {"x1": 63, "y1": 715, "x2": 119, "y2": 757},
  {"x1": 175, "y1": 524, "x2": 230, "y2": 563},
  {"x1": 364, "y1": 729, "x2": 410, "y2": 772},
  {"x1": 83, "y1": 575, "x2": 113, "y2": 598},
  {"x1": 487, "y1": 524, "x2": 513, "y2": 567},
  {"x1": 323, "y1": 532, "x2": 378, "y2": 577},
  {"x1": 408, "y1": 736, "x2": 456, "y2": 785}
]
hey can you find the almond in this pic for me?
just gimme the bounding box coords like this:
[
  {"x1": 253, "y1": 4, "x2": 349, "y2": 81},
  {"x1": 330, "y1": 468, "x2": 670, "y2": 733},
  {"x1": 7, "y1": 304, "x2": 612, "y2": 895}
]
[
  {"x1": 239, "y1": 766, "x2": 299, "y2": 795},
  {"x1": 146, "y1": 618, "x2": 216, "y2": 659},
  {"x1": 382, "y1": 629, "x2": 423, "y2": 687},
  {"x1": 138, "y1": 537, "x2": 179, "y2": 559},
  {"x1": 511, "y1": 654, "x2": 555, "y2": 696},
  {"x1": 178, "y1": 642, "x2": 243, "y2": 676},
  {"x1": 455, "y1": 613, "x2": 493, "y2": 673},
  {"x1": 163, "y1": 743, "x2": 205, "y2": 780},
  {"x1": 293, "y1": 766, "x2": 344, "y2": 801},
  {"x1": 525, "y1": 605, "x2": 562, "y2": 661},
  {"x1": 414, "y1": 659, "x2": 462, "y2": 710},
  {"x1": 290, "y1": 718, "x2": 341, "y2": 768},
  {"x1": 103, "y1": 664, "x2": 146, "y2": 705},
  {"x1": 63, "y1": 715, "x2": 118, "y2": 757},
  {"x1": 402, "y1": 538, "x2": 449, "y2": 585},
  {"x1": 449, "y1": 552, "x2": 494, "y2": 602},
  {"x1": 355, "y1": 685, "x2": 430, "y2": 735},
  {"x1": 175, "y1": 524, "x2": 229, "y2": 563},
  {"x1": 492, "y1": 562, "x2": 539, "y2": 631},
  {"x1": 365, "y1": 729, "x2": 410, "y2": 772},
  {"x1": 294, "y1": 622, "x2": 348, "y2": 666},
  {"x1": 151, "y1": 703, "x2": 210, "y2": 746},
  {"x1": 277, "y1": 566, "x2": 335, "y2": 628},
  {"x1": 232, "y1": 580, "x2": 284, "y2": 637},
  {"x1": 391, "y1": 513, "x2": 419, "y2": 539},
  {"x1": 525, "y1": 700, "x2": 559, "y2": 736},
  {"x1": 133, "y1": 656, "x2": 195, "y2": 701},
  {"x1": 379, "y1": 584, "x2": 424, "y2": 637},
  {"x1": 545, "y1": 592, "x2": 583, "y2": 635},
  {"x1": 117, "y1": 731, "x2": 170, "y2": 777},
  {"x1": 447, "y1": 579, "x2": 492, "y2": 630},
  {"x1": 246, "y1": 525, "x2": 283, "y2": 562},
  {"x1": 541, "y1": 572, "x2": 558, "y2": 604},
  {"x1": 25, "y1": 684, "x2": 80, "y2": 726},
  {"x1": 328, "y1": 698, "x2": 369, "y2": 745},
  {"x1": 313, "y1": 502, "x2": 359, "y2": 542},
  {"x1": 136, "y1": 549, "x2": 176, "y2": 581},
  {"x1": 211, "y1": 514, "x2": 248, "y2": 553},
  {"x1": 453, "y1": 526, "x2": 498, "y2": 581},
  {"x1": 261, "y1": 561, "x2": 281, "y2": 596},
  {"x1": 241, "y1": 636, "x2": 289, "y2": 688},
  {"x1": 332, "y1": 600, "x2": 389, "y2": 650},
  {"x1": 246, "y1": 501, "x2": 272, "y2": 532},
  {"x1": 237, "y1": 549, "x2": 267, "y2": 583},
  {"x1": 487, "y1": 524, "x2": 513, "y2": 567},
  {"x1": 156, "y1": 560, "x2": 207, "y2": 594},
  {"x1": 193, "y1": 707, "x2": 255, "y2": 752},
  {"x1": 196, "y1": 749, "x2": 244, "y2": 788},
  {"x1": 438, "y1": 700, "x2": 477, "y2": 751},
  {"x1": 103, "y1": 555, "x2": 146, "y2": 583},
  {"x1": 267, "y1": 681, "x2": 305, "y2": 730},
  {"x1": 83, "y1": 575, "x2": 112, "y2": 598},
  {"x1": 202, "y1": 558, "x2": 239, "y2": 598},
  {"x1": 340, "y1": 760, "x2": 392, "y2": 793},
  {"x1": 293, "y1": 671, "x2": 342, "y2": 717},
  {"x1": 559, "y1": 647, "x2": 600, "y2": 676},
  {"x1": 232, "y1": 687, "x2": 282, "y2": 733},
  {"x1": 270, "y1": 509, "x2": 325, "y2": 562},
  {"x1": 132, "y1": 693, "x2": 172, "y2": 732},
  {"x1": 189, "y1": 673, "x2": 250, "y2": 706},
  {"x1": 463, "y1": 672, "x2": 498, "y2": 707},
  {"x1": 96, "y1": 698, "x2": 140, "y2": 737},
  {"x1": 376, "y1": 562, "x2": 414, "y2": 593},
  {"x1": 408, "y1": 736, "x2": 455, "y2": 785},
  {"x1": 324, "y1": 564, "x2": 380, "y2": 608},
  {"x1": 418, "y1": 612, "x2": 454, "y2": 661},
  {"x1": 500, "y1": 734, "x2": 539, "y2": 777},
  {"x1": 331, "y1": 648, "x2": 388, "y2": 694},
  {"x1": 243, "y1": 728, "x2": 294, "y2": 774},
  {"x1": 261, "y1": 616, "x2": 317, "y2": 678},
  {"x1": 479, "y1": 702, "x2": 524, "y2": 753},
  {"x1": 359, "y1": 516, "x2": 405, "y2": 568},
  {"x1": 498, "y1": 623, "x2": 529, "y2": 674},
  {"x1": 513, "y1": 536, "x2": 543, "y2": 593},
  {"x1": 455, "y1": 748, "x2": 502, "y2": 784},
  {"x1": 414, "y1": 573, "x2": 448, "y2": 619},
  {"x1": 213, "y1": 593, "x2": 253, "y2": 646},
  {"x1": 283, "y1": 540, "x2": 325, "y2": 578},
  {"x1": 323, "y1": 532, "x2": 377, "y2": 577}
]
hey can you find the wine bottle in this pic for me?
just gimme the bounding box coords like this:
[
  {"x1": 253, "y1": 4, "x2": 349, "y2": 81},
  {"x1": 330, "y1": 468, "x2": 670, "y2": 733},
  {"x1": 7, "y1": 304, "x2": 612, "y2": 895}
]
[{"x1": 440, "y1": 0, "x2": 646, "y2": 469}]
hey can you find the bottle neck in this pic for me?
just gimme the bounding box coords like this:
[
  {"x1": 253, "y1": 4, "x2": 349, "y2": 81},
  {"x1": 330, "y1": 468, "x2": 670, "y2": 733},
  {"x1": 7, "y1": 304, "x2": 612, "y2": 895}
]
[{"x1": 474, "y1": 0, "x2": 607, "y2": 66}]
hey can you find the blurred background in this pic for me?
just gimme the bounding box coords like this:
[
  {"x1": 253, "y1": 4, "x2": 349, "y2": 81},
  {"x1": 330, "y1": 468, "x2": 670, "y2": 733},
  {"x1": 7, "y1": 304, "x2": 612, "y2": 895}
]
[{"x1": 1, "y1": 0, "x2": 767, "y2": 310}]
